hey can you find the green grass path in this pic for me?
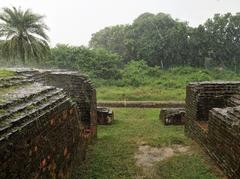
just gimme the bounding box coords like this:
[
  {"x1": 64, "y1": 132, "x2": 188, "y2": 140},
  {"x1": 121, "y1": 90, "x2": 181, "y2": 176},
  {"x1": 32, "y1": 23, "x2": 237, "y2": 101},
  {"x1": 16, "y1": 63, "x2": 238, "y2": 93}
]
[{"x1": 75, "y1": 108, "x2": 220, "y2": 179}]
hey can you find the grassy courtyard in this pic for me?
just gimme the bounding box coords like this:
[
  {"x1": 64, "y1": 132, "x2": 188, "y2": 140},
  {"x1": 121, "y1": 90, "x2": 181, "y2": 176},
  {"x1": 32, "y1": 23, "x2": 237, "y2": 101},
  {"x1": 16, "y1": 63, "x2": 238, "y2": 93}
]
[{"x1": 76, "y1": 108, "x2": 222, "y2": 179}]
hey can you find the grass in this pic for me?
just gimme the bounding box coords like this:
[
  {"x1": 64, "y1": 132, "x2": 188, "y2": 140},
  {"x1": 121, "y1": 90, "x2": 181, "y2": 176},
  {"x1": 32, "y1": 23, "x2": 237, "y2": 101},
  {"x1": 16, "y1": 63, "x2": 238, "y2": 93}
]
[
  {"x1": 0, "y1": 69, "x2": 15, "y2": 78},
  {"x1": 96, "y1": 67, "x2": 240, "y2": 101},
  {"x1": 156, "y1": 154, "x2": 219, "y2": 179},
  {"x1": 75, "y1": 108, "x2": 220, "y2": 179},
  {"x1": 0, "y1": 86, "x2": 19, "y2": 104},
  {"x1": 0, "y1": 69, "x2": 17, "y2": 102},
  {"x1": 97, "y1": 86, "x2": 185, "y2": 101},
  {"x1": 0, "y1": 109, "x2": 6, "y2": 115}
]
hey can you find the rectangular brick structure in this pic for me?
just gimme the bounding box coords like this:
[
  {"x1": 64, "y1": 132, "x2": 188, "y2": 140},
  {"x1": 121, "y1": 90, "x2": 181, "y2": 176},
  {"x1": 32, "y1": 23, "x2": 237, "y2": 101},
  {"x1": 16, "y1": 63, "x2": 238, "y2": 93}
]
[
  {"x1": 185, "y1": 81, "x2": 240, "y2": 178},
  {"x1": 159, "y1": 108, "x2": 185, "y2": 125}
]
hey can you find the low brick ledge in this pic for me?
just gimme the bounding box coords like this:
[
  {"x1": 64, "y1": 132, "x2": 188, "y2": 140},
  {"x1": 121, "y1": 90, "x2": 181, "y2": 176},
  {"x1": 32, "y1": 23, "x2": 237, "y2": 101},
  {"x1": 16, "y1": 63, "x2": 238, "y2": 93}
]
[{"x1": 97, "y1": 101, "x2": 185, "y2": 108}]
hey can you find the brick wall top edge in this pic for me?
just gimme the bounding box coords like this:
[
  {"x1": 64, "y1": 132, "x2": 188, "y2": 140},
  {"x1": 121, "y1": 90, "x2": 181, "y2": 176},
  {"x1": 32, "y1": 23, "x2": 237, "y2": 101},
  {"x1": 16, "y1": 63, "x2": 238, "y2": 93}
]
[
  {"x1": 7, "y1": 68, "x2": 95, "y2": 89},
  {"x1": 188, "y1": 81, "x2": 240, "y2": 85},
  {"x1": 6, "y1": 68, "x2": 87, "y2": 76},
  {"x1": 211, "y1": 106, "x2": 240, "y2": 124},
  {"x1": 211, "y1": 107, "x2": 229, "y2": 114}
]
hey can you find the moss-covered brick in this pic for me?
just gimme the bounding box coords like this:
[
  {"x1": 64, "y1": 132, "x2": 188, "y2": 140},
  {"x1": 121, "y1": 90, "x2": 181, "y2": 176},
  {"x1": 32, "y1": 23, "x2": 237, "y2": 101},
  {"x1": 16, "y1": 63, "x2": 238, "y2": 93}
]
[{"x1": 0, "y1": 69, "x2": 97, "y2": 178}]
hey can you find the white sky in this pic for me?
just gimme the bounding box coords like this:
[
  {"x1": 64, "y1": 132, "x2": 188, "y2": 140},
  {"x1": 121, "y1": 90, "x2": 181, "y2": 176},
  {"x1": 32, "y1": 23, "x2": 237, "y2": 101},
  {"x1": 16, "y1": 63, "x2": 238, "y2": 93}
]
[{"x1": 0, "y1": 0, "x2": 239, "y2": 46}]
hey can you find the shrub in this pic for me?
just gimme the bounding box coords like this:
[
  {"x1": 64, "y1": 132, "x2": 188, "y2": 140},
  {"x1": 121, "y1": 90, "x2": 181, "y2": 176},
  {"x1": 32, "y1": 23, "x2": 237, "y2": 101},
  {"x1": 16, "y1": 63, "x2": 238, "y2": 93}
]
[
  {"x1": 47, "y1": 44, "x2": 123, "y2": 80},
  {"x1": 121, "y1": 60, "x2": 150, "y2": 86}
]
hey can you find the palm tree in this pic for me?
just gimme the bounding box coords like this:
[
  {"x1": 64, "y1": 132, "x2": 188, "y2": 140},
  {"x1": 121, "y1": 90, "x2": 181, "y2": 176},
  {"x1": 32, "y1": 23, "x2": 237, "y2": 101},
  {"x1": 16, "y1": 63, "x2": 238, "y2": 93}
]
[{"x1": 0, "y1": 7, "x2": 50, "y2": 65}]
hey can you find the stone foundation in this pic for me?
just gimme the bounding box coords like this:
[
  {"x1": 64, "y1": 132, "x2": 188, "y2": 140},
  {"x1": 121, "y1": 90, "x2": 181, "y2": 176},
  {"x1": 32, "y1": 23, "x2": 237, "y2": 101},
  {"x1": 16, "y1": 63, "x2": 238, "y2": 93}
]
[
  {"x1": 0, "y1": 69, "x2": 97, "y2": 178},
  {"x1": 185, "y1": 81, "x2": 240, "y2": 178},
  {"x1": 97, "y1": 107, "x2": 114, "y2": 125},
  {"x1": 159, "y1": 108, "x2": 185, "y2": 125}
]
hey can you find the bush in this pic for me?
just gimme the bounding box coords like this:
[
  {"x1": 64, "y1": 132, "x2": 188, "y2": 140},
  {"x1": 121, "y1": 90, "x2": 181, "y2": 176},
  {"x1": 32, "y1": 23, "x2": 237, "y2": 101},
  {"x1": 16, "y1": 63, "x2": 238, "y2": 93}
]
[
  {"x1": 88, "y1": 48, "x2": 123, "y2": 79},
  {"x1": 46, "y1": 44, "x2": 123, "y2": 80},
  {"x1": 121, "y1": 60, "x2": 150, "y2": 87}
]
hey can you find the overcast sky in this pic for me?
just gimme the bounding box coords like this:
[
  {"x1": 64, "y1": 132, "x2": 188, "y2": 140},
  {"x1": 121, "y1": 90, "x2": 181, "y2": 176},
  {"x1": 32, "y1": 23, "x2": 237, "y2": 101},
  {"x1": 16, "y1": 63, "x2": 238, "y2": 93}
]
[{"x1": 0, "y1": 0, "x2": 239, "y2": 46}]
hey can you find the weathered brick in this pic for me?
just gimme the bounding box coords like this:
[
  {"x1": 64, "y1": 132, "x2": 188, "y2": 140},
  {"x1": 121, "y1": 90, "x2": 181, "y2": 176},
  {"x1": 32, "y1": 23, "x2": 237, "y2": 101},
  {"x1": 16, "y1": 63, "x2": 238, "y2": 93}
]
[
  {"x1": 185, "y1": 81, "x2": 240, "y2": 179},
  {"x1": 0, "y1": 69, "x2": 97, "y2": 178}
]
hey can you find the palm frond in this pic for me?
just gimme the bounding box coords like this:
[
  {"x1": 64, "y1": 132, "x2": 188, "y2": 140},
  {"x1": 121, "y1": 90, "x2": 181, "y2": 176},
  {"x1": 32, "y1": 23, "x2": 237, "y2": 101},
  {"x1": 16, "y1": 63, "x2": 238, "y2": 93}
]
[{"x1": 0, "y1": 6, "x2": 50, "y2": 64}]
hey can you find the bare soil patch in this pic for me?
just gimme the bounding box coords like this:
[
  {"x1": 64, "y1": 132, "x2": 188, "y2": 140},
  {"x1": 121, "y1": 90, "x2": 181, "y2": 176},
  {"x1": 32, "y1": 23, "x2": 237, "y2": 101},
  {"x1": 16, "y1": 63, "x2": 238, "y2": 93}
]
[{"x1": 134, "y1": 144, "x2": 191, "y2": 178}]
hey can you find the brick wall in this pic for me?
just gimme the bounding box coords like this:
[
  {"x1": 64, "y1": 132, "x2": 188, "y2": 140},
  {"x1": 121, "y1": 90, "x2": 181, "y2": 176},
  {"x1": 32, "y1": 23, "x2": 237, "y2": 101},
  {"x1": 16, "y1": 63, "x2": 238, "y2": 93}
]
[
  {"x1": 0, "y1": 69, "x2": 97, "y2": 178},
  {"x1": 44, "y1": 71, "x2": 97, "y2": 138},
  {"x1": 0, "y1": 100, "x2": 86, "y2": 178},
  {"x1": 208, "y1": 107, "x2": 240, "y2": 178},
  {"x1": 185, "y1": 81, "x2": 240, "y2": 178}
]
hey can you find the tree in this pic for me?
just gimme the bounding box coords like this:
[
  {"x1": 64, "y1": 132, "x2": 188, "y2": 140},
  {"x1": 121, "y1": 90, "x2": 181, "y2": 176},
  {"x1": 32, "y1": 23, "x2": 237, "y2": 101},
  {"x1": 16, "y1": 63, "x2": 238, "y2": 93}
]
[
  {"x1": 204, "y1": 13, "x2": 240, "y2": 71},
  {"x1": 0, "y1": 7, "x2": 50, "y2": 65},
  {"x1": 89, "y1": 25, "x2": 133, "y2": 63},
  {"x1": 89, "y1": 12, "x2": 190, "y2": 68},
  {"x1": 49, "y1": 44, "x2": 123, "y2": 79},
  {"x1": 187, "y1": 25, "x2": 209, "y2": 68}
]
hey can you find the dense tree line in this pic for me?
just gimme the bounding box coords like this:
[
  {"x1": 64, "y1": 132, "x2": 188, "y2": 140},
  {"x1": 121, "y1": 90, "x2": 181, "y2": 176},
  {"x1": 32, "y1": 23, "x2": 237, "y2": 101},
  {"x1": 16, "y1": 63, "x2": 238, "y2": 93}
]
[
  {"x1": 90, "y1": 12, "x2": 240, "y2": 71},
  {"x1": 1, "y1": 8, "x2": 240, "y2": 78}
]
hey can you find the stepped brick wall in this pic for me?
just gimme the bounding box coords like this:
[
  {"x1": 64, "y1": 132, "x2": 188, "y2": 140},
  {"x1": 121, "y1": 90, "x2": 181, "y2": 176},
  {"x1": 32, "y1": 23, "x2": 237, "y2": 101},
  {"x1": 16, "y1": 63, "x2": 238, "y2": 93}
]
[
  {"x1": 0, "y1": 69, "x2": 97, "y2": 178},
  {"x1": 45, "y1": 71, "x2": 97, "y2": 137},
  {"x1": 185, "y1": 81, "x2": 240, "y2": 178}
]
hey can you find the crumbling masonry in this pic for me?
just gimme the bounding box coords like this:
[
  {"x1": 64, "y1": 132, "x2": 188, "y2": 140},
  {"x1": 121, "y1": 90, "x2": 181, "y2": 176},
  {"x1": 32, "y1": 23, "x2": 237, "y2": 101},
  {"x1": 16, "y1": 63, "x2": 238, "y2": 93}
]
[
  {"x1": 185, "y1": 81, "x2": 240, "y2": 178},
  {"x1": 0, "y1": 69, "x2": 97, "y2": 178}
]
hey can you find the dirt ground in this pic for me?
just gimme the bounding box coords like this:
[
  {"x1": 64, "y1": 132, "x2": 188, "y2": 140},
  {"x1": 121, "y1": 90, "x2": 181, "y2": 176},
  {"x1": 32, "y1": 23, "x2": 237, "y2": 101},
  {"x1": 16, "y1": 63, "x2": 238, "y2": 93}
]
[{"x1": 134, "y1": 144, "x2": 191, "y2": 178}]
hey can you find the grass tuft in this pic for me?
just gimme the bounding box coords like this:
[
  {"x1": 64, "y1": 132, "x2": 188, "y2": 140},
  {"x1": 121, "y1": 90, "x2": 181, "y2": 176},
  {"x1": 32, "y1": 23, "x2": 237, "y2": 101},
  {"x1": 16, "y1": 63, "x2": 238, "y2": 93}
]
[{"x1": 0, "y1": 69, "x2": 15, "y2": 78}]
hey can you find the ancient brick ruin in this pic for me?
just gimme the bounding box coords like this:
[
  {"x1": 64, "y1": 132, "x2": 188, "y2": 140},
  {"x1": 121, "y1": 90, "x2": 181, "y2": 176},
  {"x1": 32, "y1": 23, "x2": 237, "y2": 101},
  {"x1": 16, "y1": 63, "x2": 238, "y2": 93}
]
[
  {"x1": 159, "y1": 108, "x2": 185, "y2": 125},
  {"x1": 0, "y1": 69, "x2": 97, "y2": 178},
  {"x1": 97, "y1": 107, "x2": 114, "y2": 125},
  {"x1": 185, "y1": 81, "x2": 240, "y2": 178}
]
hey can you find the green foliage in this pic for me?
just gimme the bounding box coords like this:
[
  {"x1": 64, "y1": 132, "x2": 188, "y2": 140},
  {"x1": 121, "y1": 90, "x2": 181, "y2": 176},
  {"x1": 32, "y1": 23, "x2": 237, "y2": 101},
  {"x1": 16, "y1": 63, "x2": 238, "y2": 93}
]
[
  {"x1": 47, "y1": 44, "x2": 123, "y2": 79},
  {"x1": 0, "y1": 7, "x2": 50, "y2": 65},
  {"x1": 0, "y1": 69, "x2": 15, "y2": 78},
  {"x1": 204, "y1": 13, "x2": 240, "y2": 70},
  {"x1": 90, "y1": 12, "x2": 189, "y2": 68},
  {"x1": 90, "y1": 12, "x2": 240, "y2": 71},
  {"x1": 121, "y1": 60, "x2": 150, "y2": 86},
  {"x1": 75, "y1": 108, "x2": 218, "y2": 178},
  {"x1": 90, "y1": 48, "x2": 123, "y2": 79},
  {"x1": 89, "y1": 25, "x2": 132, "y2": 63},
  {"x1": 156, "y1": 154, "x2": 219, "y2": 179},
  {"x1": 96, "y1": 67, "x2": 240, "y2": 101}
]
